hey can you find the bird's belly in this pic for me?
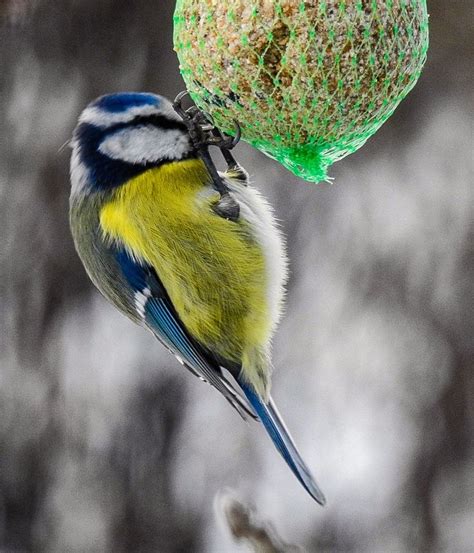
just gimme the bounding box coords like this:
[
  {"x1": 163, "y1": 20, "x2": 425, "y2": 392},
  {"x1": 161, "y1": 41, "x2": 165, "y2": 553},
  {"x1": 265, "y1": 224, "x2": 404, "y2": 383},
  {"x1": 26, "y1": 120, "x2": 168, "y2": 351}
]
[
  {"x1": 99, "y1": 168, "x2": 271, "y2": 363},
  {"x1": 153, "y1": 220, "x2": 269, "y2": 363}
]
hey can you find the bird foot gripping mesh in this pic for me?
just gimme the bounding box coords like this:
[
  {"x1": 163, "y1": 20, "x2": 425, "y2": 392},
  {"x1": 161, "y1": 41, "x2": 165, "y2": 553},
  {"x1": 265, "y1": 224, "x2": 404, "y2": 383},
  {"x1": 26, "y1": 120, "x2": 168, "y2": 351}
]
[{"x1": 174, "y1": 0, "x2": 429, "y2": 182}]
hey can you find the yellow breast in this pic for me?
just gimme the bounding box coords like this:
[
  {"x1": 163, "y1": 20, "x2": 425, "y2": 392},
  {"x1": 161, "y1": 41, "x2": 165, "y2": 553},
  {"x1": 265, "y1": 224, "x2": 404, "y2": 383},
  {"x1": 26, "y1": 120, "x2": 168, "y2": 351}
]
[{"x1": 99, "y1": 159, "x2": 270, "y2": 366}]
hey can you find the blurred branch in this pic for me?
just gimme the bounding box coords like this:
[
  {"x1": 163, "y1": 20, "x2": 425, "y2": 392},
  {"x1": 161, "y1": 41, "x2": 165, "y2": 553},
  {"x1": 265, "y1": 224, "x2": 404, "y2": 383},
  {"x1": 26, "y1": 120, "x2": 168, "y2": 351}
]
[{"x1": 215, "y1": 489, "x2": 304, "y2": 553}]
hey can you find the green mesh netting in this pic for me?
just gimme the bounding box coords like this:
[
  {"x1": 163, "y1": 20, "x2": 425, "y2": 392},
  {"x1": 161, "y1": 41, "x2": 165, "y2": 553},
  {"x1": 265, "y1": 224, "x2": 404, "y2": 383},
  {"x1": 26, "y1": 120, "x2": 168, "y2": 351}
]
[{"x1": 174, "y1": 0, "x2": 429, "y2": 182}]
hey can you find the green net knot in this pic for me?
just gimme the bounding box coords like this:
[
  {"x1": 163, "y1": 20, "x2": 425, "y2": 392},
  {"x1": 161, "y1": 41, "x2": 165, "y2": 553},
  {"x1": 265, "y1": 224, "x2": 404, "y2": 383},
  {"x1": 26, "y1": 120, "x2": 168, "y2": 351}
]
[{"x1": 257, "y1": 141, "x2": 332, "y2": 183}]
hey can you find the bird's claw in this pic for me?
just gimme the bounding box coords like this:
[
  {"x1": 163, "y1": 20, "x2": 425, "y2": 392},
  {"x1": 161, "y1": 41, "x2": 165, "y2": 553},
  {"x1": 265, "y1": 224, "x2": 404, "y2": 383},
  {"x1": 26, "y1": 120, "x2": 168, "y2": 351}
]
[
  {"x1": 173, "y1": 91, "x2": 241, "y2": 154},
  {"x1": 173, "y1": 91, "x2": 241, "y2": 211}
]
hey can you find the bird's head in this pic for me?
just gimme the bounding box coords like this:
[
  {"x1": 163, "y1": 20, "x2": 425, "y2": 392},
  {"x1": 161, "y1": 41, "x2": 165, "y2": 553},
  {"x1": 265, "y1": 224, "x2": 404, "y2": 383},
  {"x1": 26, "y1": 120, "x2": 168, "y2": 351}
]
[{"x1": 70, "y1": 92, "x2": 195, "y2": 196}]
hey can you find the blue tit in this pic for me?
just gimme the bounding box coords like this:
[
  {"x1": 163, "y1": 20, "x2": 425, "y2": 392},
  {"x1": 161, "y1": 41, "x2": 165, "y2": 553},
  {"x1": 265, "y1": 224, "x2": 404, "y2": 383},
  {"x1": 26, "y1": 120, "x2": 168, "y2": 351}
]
[{"x1": 69, "y1": 92, "x2": 325, "y2": 505}]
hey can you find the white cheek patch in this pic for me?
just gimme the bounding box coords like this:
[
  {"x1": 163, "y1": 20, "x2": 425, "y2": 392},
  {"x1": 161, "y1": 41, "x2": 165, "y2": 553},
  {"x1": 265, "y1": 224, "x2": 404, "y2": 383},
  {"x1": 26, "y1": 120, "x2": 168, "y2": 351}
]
[{"x1": 99, "y1": 126, "x2": 191, "y2": 164}]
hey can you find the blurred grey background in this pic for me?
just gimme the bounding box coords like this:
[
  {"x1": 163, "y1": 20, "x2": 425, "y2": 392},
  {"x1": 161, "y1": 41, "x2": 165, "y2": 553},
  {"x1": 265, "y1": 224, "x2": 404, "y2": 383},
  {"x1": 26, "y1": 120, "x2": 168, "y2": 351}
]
[{"x1": 0, "y1": 1, "x2": 472, "y2": 552}]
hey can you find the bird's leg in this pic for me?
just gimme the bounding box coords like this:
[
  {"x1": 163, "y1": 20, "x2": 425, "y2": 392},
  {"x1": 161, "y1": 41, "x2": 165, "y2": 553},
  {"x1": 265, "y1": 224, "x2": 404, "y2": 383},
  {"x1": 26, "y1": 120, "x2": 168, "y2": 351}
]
[
  {"x1": 173, "y1": 91, "x2": 242, "y2": 220},
  {"x1": 209, "y1": 122, "x2": 241, "y2": 170},
  {"x1": 173, "y1": 91, "x2": 242, "y2": 170},
  {"x1": 173, "y1": 91, "x2": 245, "y2": 207},
  {"x1": 210, "y1": 124, "x2": 248, "y2": 184}
]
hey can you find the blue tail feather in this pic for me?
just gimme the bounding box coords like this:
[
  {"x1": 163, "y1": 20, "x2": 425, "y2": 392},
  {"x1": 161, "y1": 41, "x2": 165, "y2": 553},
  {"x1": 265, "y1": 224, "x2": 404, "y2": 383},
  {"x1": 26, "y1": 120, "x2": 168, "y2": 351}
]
[{"x1": 239, "y1": 381, "x2": 326, "y2": 506}]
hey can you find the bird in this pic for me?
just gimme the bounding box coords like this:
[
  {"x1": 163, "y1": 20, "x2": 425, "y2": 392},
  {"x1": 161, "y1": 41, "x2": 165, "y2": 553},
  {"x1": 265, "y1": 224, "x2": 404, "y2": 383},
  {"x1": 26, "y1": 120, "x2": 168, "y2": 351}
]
[{"x1": 69, "y1": 91, "x2": 326, "y2": 505}]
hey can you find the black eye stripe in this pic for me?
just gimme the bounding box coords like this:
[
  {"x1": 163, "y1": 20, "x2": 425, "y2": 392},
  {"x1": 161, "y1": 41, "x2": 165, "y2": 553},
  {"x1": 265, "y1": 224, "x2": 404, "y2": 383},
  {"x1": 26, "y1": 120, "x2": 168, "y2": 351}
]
[{"x1": 111, "y1": 114, "x2": 188, "y2": 134}]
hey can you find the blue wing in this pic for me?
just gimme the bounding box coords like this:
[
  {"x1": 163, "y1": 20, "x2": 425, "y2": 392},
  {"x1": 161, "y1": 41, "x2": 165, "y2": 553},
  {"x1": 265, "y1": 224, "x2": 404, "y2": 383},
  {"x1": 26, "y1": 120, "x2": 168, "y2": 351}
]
[{"x1": 115, "y1": 248, "x2": 256, "y2": 420}]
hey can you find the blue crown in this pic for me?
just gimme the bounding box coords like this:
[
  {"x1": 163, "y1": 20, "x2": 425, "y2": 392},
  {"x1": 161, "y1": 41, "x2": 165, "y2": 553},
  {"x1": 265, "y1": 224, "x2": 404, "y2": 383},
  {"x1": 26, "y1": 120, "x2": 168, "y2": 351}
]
[{"x1": 93, "y1": 92, "x2": 160, "y2": 113}]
